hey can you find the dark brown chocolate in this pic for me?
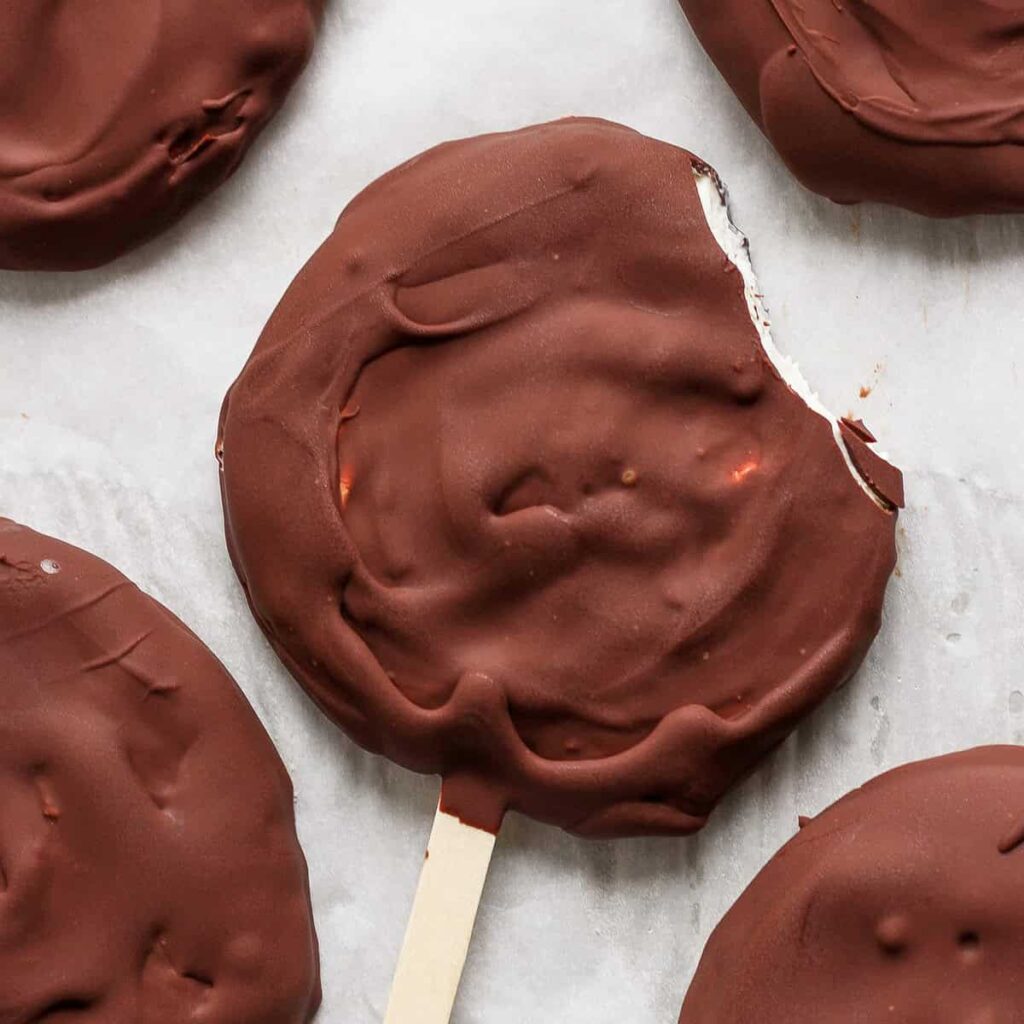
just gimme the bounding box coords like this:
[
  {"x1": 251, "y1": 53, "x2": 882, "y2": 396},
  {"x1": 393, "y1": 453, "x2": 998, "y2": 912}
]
[
  {"x1": 840, "y1": 418, "x2": 906, "y2": 510},
  {"x1": 218, "y1": 118, "x2": 900, "y2": 838},
  {"x1": 678, "y1": 1, "x2": 1024, "y2": 216},
  {"x1": 0, "y1": 520, "x2": 320, "y2": 1021},
  {"x1": 680, "y1": 747, "x2": 1024, "y2": 1021},
  {"x1": 0, "y1": 0, "x2": 320, "y2": 271}
]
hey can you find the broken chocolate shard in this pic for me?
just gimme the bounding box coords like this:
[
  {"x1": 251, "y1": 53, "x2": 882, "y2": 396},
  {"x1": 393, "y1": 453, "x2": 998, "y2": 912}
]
[
  {"x1": 841, "y1": 417, "x2": 877, "y2": 445},
  {"x1": 840, "y1": 419, "x2": 906, "y2": 510}
]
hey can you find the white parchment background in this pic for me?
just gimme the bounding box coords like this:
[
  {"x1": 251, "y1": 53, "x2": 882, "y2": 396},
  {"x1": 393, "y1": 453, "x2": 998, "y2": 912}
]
[{"x1": 3, "y1": 1, "x2": 1024, "y2": 1020}]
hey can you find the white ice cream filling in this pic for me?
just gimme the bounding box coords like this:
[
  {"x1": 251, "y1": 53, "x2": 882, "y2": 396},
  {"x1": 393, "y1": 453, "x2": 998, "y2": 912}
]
[{"x1": 693, "y1": 166, "x2": 888, "y2": 509}]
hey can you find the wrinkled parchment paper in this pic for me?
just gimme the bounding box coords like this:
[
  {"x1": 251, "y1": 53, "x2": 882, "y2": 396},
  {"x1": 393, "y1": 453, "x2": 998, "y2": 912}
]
[{"x1": 4, "y1": 1, "x2": 1024, "y2": 1020}]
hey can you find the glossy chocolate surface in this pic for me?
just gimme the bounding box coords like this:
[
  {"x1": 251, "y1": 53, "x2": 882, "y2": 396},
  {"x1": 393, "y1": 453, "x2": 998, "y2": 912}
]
[
  {"x1": 680, "y1": 747, "x2": 1024, "y2": 1021},
  {"x1": 219, "y1": 118, "x2": 900, "y2": 837},
  {"x1": 0, "y1": 520, "x2": 320, "y2": 1021},
  {"x1": 0, "y1": 0, "x2": 320, "y2": 270},
  {"x1": 679, "y1": 0, "x2": 1024, "y2": 215}
]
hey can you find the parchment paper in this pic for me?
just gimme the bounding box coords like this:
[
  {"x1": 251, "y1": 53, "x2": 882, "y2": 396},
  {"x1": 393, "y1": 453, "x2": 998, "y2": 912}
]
[{"x1": 3, "y1": 1, "x2": 1024, "y2": 1020}]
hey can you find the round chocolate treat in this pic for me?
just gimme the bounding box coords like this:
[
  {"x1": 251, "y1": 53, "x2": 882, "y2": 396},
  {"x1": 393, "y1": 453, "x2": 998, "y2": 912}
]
[
  {"x1": 0, "y1": 520, "x2": 320, "y2": 1022},
  {"x1": 218, "y1": 118, "x2": 901, "y2": 838},
  {"x1": 680, "y1": 747, "x2": 1024, "y2": 1022},
  {"x1": 0, "y1": 0, "x2": 320, "y2": 270},
  {"x1": 679, "y1": 1, "x2": 1024, "y2": 216}
]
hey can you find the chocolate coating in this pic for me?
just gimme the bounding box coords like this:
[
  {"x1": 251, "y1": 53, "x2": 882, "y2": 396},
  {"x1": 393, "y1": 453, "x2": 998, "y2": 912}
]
[
  {"x1": 841, "y1": 417, "x2": 905, "y2": 511},
  {"x1": 0, "y1": 520, "x2": 320, "y2": 1021},
  {"x1": 0, "y1": 0, "x2": 320, "y2": 270},
  {"x1": 678, "y1": 0, "x2": 1024, "y2": 216},
  {"x1": 218, "y1": 118, "x2": 900, "y2": 838},
  {"x1": 679, "y1": 747, "x2": 1024, "y2": 1022}
]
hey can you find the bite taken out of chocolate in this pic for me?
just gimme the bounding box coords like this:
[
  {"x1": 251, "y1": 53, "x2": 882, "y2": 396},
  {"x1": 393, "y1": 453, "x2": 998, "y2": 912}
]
[
  {"x1": 0, "y1": 520, "x2": 320, "y2": 1022},
  {"x1": 678, "y1": 0, "x2": 1024, "y2": 216},
  {"x1": 0, "y1": 0, "x2": 321, "y2": 271},
  {"x1": 679, "y1": 747, "x2": 1024, "y2": 1022},
  {"x1": 218, "y1": 118, "x2": 902, "y2": 839}
]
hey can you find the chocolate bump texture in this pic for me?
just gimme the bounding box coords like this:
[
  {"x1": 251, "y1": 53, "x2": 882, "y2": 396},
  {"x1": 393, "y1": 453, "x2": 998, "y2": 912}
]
[
  {"x1": 218, "y1": 118, "x2": 900, "y2": 838},
  {"x1": 0, "y1": 520, "x2": 320, "y2": 1022},
  {"x1": 678, "y1": 0, "x2": 1024, "y2": 215},
  {"x1": 680, "y1": 747, "x2": 1024, "y2": 1021},
  {"x1": 0, "y1": 0, "x2": 321, "y2": 270}
]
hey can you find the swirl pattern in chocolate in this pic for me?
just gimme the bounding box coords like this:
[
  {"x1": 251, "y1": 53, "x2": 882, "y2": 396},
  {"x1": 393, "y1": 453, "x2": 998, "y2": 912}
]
[
  {"x1": 679, "y1": 747, "x2": 1024, "y2": 1022},
  {"x1": 218, "y1": 118, "x2": 900, "y2": 838},
  {"x1": 0, "y1": 520, "x2": 320, "y2": 1022},
  {"x1": 0, "y1": 0, "x2": 320, "y2": 270},
  {"x1": 770, "y1": 0, "x2": 1024, "y2": 145},
  {"x1": 678, "y1": 0, "x2": 1024, "y2": 215}
]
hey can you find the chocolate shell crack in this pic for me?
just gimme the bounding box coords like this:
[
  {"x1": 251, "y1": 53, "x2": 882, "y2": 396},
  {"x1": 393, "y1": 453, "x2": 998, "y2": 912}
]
[
  {"x1": 839, "y1": 418, "x2": 906, "y2": 510},
  {"x1": 167, "y1": 90, "x2": 250, "y2": 166}
]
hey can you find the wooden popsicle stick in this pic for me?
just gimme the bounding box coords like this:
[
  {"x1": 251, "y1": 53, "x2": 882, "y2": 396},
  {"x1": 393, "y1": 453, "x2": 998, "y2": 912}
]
[{"x1": 383, "y1": 800, "x2": 497, "y2": 1024}]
